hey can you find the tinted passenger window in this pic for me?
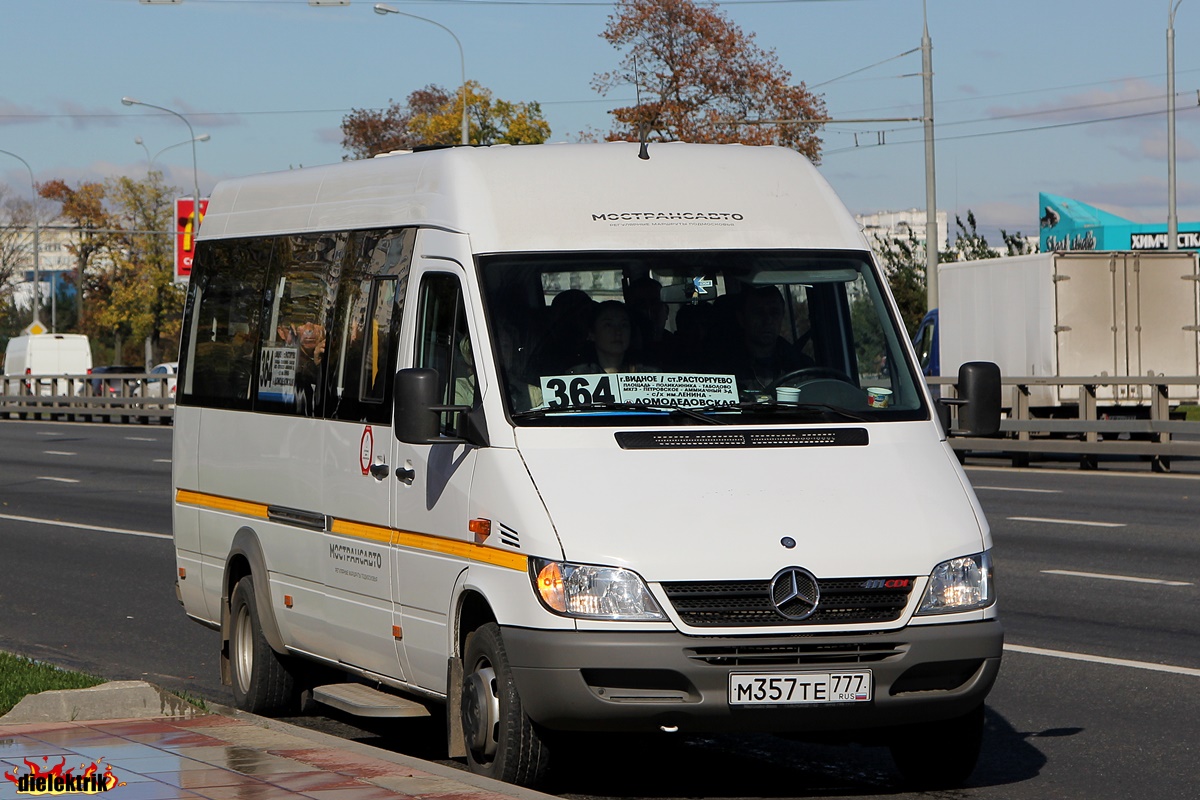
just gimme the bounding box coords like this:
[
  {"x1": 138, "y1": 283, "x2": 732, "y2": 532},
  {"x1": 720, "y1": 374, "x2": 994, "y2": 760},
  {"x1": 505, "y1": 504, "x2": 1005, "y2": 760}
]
[
  {"x1": 181, "y1": 238, "x2": 272, "y2": 408},
  {"x1": 325, "y1": 229, "x2": 413, "y2": 423},
  {"x1": 256, "y1": 234, "x2": 345, "y2": 417}
]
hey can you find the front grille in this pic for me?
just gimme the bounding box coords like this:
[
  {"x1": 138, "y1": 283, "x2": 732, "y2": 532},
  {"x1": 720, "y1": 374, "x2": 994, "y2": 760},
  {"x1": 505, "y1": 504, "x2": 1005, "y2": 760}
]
[
  {"x1": 662, "y1": 577, "x2": 915, "y2": 627},
  {"x1": 687, "y1": 639, "x2": 906, "y2": 667}
]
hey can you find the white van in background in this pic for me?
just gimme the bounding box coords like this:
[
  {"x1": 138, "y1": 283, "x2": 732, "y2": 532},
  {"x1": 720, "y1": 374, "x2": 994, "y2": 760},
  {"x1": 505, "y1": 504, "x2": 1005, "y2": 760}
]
[
  {"x1": 3, "y1": 333, "x2": 93, "y2": 395},
  {"x1": 172, "y1": 142, "x2": 1003, "y2": 790}
]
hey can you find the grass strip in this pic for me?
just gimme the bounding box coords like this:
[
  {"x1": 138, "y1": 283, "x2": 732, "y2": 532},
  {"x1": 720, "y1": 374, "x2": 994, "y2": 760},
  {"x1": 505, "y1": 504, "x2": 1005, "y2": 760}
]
[{"x1": 0, "y1": 652, "x2": 105, "y2": 717}]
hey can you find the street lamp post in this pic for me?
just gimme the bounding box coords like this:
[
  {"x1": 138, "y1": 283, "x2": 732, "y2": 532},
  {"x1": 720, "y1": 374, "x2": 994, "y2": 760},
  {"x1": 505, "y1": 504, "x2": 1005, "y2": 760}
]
[
  {"x1": 139, "y1": 134, "x2": 211, "y2": 171},
  {"x1": 0, "y1": 148, "x2": 42, "y2": 326},
  {"x1": 121, "y1": 97, "x2": 203, "y2": 255},
  {"x1": 373, "y1": 3, "x2": 469, "y2": 146},
  {"x1": 921, "y1": 0, "x2": 939, "y2": 310},
  {"x1": 1168, "y1": 1, "x2": 1183, "y2": 251}
]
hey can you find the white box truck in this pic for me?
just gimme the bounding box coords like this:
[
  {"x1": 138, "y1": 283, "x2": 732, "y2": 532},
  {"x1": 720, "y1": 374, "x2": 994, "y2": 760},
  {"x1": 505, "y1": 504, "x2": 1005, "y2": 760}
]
[
  {"x1": 937, "y1": 250, "x2": 1200, "y2": 412},
  {"x1": 173, "y1": 142, "x2": 1002, "y2": 789},
  {"x1": 3, "y1": 333, "x2": 93, "y2": 395}
]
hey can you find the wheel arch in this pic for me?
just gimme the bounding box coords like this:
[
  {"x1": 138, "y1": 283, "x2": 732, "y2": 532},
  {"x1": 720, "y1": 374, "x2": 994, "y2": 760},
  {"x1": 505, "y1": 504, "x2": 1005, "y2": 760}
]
[{"x1": 222, "y1": 527, "x2": 287, "y2": 655}]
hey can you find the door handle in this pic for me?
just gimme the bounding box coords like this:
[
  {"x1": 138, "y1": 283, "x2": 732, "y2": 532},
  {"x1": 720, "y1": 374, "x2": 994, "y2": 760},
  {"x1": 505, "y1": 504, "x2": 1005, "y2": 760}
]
[
  {"x1": 368, "y1": 463, "x2": 390, "y2": 480},
  {"x1": 395, "y1": 466, "x2": 416, "y2": 485}
]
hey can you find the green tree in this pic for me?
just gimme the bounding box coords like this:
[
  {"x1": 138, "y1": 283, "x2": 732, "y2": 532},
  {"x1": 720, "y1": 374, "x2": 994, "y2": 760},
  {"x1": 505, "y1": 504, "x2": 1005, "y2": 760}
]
[
  {"x1": 870, "y1": 210, "x2": 1036, "y2": 336},
  {"x1": 949, "y1": 211, "x2": 998, "y2": 262},
  {"x1": 872, "y1": 228, "x2": 931, "y2": 336},
  {"x1": 593, "y1": 0, "x2": 826, "y2": 161},
  {"x1": 1002, "y1": 229, "x2": 1037, "y2": 256}
]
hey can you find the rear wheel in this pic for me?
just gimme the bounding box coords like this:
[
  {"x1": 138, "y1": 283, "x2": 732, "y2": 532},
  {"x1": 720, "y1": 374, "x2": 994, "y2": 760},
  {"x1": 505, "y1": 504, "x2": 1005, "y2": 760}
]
[
  {"x1": 228, "y1": 576, "x2": 300, "y2": 715},
  {"x1": 889, "y1": 703, "x2": 985, "y2": 789},
  {"x1": 460, "y1": 622, "x2": 551, "y2": 787}
]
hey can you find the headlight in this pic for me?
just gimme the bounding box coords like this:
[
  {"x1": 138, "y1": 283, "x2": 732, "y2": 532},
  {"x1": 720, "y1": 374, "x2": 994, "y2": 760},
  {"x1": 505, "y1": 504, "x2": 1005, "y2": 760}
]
[
  {"x1": 530, "y1": 558, "x2": 666, "y2": 620},
  {"x1": 917, "y1": 551, "x2": 994, "y2": 615}
]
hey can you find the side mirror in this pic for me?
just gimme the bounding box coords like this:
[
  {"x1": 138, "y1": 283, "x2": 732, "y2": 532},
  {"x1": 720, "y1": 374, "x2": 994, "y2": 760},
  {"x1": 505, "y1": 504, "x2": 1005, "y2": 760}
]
[
  {"x1": 395, "y1": 368, "x2": 455, "y2": 444},
  {"x1": 943, "y1": 361, "x2": 1001, "y2": 437},
  {"x1": 394, "y1": 368, "x2": 487, "y2": 446}
]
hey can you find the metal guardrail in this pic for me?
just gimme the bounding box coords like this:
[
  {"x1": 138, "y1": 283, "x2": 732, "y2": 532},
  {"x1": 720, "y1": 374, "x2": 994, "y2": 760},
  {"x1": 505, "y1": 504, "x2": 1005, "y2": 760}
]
[
  {"x1": 929, "y1": 375, "x2": 1200, "y2": 471},
  {"x1": 0, "y1": 373, "x2": 173, "y2": 424},
  {"x1": 3, "y1": 372, "x2": 1198, "y2": 468}
]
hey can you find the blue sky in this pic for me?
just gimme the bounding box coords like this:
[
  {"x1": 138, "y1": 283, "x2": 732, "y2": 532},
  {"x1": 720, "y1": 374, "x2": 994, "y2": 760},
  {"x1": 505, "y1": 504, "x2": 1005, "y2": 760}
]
[{"x1": 2, "y1": 0, "x2": 1198, "y2": 243}]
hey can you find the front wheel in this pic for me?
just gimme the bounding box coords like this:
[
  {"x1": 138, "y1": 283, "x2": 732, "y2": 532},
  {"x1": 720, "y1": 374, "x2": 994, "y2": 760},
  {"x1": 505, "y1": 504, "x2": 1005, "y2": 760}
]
[
  {"x1": 228, "y1": 576, "x2": 300, "y2": 715},
  {"x1": 888, "y1": 703, "x2": 985, "y2": 789},
  {"x1": 460, "y1": 622, "x2": 551, "y2": 786}
]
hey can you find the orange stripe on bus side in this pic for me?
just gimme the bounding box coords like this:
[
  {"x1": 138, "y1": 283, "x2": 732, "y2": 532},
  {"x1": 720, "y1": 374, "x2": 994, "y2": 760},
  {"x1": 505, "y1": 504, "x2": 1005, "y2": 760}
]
[
  {"x1": 176, "y1": 489, "x2": 527, "y2": 572},
  {"x1": 175, "y1": 489, "x2": 268, "y2": 519}
]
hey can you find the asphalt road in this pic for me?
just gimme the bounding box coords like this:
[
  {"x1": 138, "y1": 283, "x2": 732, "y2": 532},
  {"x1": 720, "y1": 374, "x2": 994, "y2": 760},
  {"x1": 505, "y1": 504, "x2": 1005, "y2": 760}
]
[{"x1": 1, "y1": 419, "x2": 1197, "y2": 799}]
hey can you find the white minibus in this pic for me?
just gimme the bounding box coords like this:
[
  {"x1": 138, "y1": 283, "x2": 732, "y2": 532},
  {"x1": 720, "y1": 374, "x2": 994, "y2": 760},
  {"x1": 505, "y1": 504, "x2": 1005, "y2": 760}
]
[{"x1": 173, "y1": 142, "x2": 1002, "y2": 789}]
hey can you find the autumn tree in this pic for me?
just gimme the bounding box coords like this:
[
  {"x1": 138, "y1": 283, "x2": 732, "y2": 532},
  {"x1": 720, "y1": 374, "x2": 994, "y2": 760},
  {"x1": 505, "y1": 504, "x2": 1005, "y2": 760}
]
[
  {"x1": 342, "y1": 82, "x2": 551, "y2": 159},
  {"x1": 341, "y1": 85, "x2": 450, "y2": 159},
  {"x1": 593, "y1": 0, "x2": 826, "y2": 161},
  {"x1": 38, "y1": 178, "x2": 115, "y2": 330},
  {"x1": 104, "y1": 171, "x2": 185, "y2": 365},
  {"x1": 38, "y1": 174, "x2": 184, "y2": 364}
]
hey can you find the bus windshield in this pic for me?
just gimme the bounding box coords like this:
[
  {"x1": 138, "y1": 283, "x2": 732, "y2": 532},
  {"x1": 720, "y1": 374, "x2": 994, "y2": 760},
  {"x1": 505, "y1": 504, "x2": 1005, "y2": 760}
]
[{"x1": 478, "y1": 250, "x2": 928, "y2": 426}]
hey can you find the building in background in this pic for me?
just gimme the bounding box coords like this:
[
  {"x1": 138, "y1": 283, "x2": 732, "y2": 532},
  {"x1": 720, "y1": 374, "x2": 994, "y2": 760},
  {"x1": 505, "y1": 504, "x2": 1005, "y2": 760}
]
[{"x1": 856, "y1": 208, "x2": 949, "y2": 253}]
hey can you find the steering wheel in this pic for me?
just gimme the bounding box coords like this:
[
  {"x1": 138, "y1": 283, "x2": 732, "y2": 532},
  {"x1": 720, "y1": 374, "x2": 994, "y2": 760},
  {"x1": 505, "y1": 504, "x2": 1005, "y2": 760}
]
[{"x1": 768, "y1": 367, "x2": 855, "y2": 391}]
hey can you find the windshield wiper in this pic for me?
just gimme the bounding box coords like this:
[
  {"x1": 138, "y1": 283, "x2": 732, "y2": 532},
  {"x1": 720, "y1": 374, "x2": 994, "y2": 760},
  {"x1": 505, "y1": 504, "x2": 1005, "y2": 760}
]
[
  {"x1": 691, "y1": 400, "x2": 872, "y2": 423},
  {"x1": 512, "y1": 401, "x2": 728, "y2": 425}
]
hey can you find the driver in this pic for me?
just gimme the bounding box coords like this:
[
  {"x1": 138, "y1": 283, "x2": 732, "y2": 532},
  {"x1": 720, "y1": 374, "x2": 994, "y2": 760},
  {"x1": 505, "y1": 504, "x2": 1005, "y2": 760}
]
[{"x1": 718, "y1": 285, "x2": 812, "y2": 392}]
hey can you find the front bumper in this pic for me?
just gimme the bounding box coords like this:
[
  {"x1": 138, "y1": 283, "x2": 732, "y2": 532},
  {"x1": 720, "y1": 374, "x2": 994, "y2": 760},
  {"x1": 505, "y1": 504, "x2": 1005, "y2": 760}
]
[{"x1": 503, "y1": 619, "x2": 1002, "y2": 733}]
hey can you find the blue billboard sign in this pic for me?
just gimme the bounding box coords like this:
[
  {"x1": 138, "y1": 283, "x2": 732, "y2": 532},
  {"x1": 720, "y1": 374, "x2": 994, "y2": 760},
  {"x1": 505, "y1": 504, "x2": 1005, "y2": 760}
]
[{"x1": 1038, "y1": 192, "x2": 1200, "y2": 251}]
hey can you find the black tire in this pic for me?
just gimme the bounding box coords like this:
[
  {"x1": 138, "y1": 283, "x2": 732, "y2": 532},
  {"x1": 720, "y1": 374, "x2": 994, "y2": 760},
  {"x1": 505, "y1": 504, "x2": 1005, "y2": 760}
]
[
  {"x1": 228, "y1": 576, "x2": 300, "y2": 715},
  {"x1": 889, "y1": 703, "x2": 985, "y2": 789},
  {"x1": 460, "y1": 622, "x2": 551, "y2": 787}
]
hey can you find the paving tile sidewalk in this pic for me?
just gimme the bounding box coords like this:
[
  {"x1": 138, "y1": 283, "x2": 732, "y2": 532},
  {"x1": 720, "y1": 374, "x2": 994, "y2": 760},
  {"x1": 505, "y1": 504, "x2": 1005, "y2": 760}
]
[{"x1": 1, "y1": 707, "x2": 552, "y2": 800}]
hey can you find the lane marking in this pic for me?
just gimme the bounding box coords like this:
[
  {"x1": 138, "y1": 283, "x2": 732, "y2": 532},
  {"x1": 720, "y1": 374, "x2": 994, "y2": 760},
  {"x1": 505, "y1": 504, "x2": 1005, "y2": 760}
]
[
  {"x1": 1007, "y1": 516, "x2": 1125, "y2": 528},
  {"x1": 1005, "y1": 644, "x2": 1200, "y2": 678},
  {"x1": 37, "y1": 476, "x2": 80, "y2": 484},
  {"x1": 974, "y1": 485, "x2": 1062, "y2": 494},
  {"x1": 153, "y1": 459, "x2": 172, "y2": 464},
  {"x1": 0, "y1": 512, "x2": 171, "y2": 540},
  {"x1": 1042, "y1": 569, "x2": 1192, "y2": 586},
  {"x1": 125, "y1": 437, "x2": 158, "y2": 442},
  {"x1": 43, "y1": 450, "x2": 77, "y2": 456},
  {"x1": 35, "y1": 432, "x2": 64, "y2": 436}
]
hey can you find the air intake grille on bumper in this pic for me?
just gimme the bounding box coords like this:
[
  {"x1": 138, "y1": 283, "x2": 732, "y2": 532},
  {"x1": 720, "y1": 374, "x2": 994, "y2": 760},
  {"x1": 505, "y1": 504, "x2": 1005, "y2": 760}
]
[
  {"x1": 662, "y1": 577, "x2": 915, "y2": 627},
  {"x1": 687, "y1": 639, "x2": 906, "y2": 667}
]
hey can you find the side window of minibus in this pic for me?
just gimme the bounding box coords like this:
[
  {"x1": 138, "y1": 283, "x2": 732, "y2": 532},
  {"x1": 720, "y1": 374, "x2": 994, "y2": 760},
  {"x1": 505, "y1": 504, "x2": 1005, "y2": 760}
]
[
  {"x1": 325, "y1": 229, "x2": 412, "y2": 423},
  {"x1": 183, "y1": 238, "x2": 272, "y2": 408},
  {"x1": 414, "y1": 273, "x2": 477, "y2": 434},
  {"x1": 256, "y1": 233, "x2": 344, "y2": 418}
]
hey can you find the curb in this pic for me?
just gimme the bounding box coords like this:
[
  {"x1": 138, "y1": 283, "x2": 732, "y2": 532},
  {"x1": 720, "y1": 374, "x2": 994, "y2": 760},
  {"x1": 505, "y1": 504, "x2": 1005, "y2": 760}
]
[
  {"x1": 0, "y1": 681, "x2": 556, "y2": 800},
  {"x1": 0, "y1": 680, "x2": 201, "y2": 724}
]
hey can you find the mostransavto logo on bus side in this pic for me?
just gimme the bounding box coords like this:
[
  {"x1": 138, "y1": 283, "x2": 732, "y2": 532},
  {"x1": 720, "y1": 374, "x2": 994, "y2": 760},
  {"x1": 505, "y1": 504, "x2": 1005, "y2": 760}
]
[{"x1": 592, "y1": 212, "x2": 745, "y2": 226}]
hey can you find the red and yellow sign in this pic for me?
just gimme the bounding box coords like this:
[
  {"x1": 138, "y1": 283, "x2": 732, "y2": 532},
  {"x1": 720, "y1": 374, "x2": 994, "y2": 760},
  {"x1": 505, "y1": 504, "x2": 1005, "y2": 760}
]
[{"x1": 175, "y1": 197, "x2": 208, "y2": 282}]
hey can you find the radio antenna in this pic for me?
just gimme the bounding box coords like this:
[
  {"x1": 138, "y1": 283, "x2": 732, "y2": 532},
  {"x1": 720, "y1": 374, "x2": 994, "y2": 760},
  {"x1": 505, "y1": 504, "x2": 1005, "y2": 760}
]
[{"x1": 634, "y1": 55, "x2": 650, "y2": 160}]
